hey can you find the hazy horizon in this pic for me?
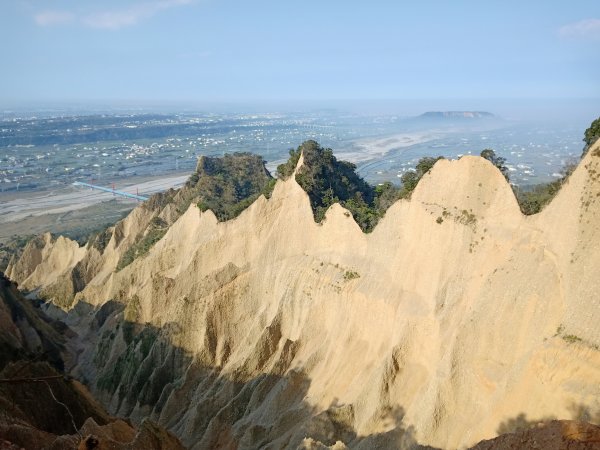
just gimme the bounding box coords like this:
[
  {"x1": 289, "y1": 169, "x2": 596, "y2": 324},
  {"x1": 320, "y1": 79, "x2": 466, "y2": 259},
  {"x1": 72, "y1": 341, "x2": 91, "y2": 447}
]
[{"x1": 2, "y1": 98, "x2": 598, "y2": 124}]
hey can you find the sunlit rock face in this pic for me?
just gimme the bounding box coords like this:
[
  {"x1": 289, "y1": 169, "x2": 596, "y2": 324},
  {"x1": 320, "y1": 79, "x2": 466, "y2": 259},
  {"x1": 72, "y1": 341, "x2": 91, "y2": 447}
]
[{"x1": 7, "y1": 141, "x2": 600, "y2": 449}]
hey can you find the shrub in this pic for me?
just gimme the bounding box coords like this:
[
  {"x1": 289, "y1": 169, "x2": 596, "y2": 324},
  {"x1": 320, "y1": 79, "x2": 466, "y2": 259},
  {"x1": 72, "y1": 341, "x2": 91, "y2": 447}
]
[
  {"x1": 343, "y1": 270, "x2": 360, "y2": 280},
  {"x1": 399, "y1": 156, "x2": 445, "y2": 198},
  {"x1": 563, "y1": 334, "x2": 583, "y2": 344},
  {"x1": 583, "y1": 117, "x2": 600, "y2": 156},
  {"x1": 194, "y1": 153, "x2": 274, "y2": 221},
  {"x1": 116, "y1": 227, "x2": 168, "y2": 271},
  {"x1": 276, "y1": 148, "x2": 302, "y2": 179},
  {"x1": 513, "y1": 161, "x2": 576, "y2": 215},
  {"x1": 292, "y1": 141, "x2": 379, "y2": 231},
  {"x1": 480, "y1": 149, "x2": 509, "y2": 181}
]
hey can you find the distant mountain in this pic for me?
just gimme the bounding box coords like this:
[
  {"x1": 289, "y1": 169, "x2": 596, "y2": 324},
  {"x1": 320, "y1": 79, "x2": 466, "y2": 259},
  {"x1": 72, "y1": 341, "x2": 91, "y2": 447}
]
[{"x1": 418, "y1": 111, "x2": 496, "y2": 120}]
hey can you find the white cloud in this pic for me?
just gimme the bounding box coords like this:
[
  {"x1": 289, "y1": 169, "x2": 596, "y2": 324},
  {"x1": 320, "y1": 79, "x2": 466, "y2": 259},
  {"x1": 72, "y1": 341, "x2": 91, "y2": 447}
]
[
  {"x1": 82, "y1": 0, "x2": 194, "y2": 30},
  {"x1": 34, "y1": 10, "x2": 75, "y2": 26},
  {"x1": 559, "y1": 18, "x2": 600, "y2": 40},
  {"x1": 32, "y1": 0, "x2": 194, "y2": 30}
]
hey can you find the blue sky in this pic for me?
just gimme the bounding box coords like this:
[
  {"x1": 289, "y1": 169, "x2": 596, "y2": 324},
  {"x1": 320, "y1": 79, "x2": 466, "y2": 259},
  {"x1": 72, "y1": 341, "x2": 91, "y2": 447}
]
[{"x1": 1, "y1": 0, "x2": 599, "y2": 104}]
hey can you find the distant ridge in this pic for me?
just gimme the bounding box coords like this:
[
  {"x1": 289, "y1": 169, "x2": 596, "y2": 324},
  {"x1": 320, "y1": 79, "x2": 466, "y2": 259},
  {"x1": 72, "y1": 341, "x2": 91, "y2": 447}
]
[{"x1": 419, "y1": 111, "x2": 495, "y2": 119}]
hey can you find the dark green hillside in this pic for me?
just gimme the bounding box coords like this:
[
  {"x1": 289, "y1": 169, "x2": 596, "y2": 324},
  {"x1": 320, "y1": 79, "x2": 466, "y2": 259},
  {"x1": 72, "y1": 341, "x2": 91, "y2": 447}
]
[
  {"x1": 277, "y1": 140, "x2": 433, "y2": 232},
  {"x1": 192, "y1": 152, "x2": 275, "y2": 221}
]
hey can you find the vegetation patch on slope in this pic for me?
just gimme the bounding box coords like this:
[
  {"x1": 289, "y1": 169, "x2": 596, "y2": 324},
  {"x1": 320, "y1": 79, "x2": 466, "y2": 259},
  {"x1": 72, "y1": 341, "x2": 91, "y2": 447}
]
[
  {"x1": 583, "y1": 117, "x2": 600, "y2": 156},
  {"x1": 116, "y1": 153, "x2": 275, "y2": 270},
  {"x1": 116, "y1": 217, "x2": 169, "y2": 271},
  {"x1": 479, "y1": 147, "x2": 579, "y2": 216},
  {"x1": 277, "y1": 140, "x2": 443, "y2": 232},
  {"x1": 512, "y1": 164, "x2": 576, "y2": 215},
  {"x1": 481, "y1": 136, "x2": 600, "y2": 216},
  {"x1": 0, "y1": 235, "x2": 35, "y2": 272},
  {"x1": 193, "y1": 152, "x2": 275, "y2": 221}
]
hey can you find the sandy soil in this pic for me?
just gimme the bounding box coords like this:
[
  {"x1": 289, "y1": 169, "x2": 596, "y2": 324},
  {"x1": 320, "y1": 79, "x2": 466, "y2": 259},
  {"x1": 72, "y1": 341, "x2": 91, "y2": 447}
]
[
  {"x1": 337, "y1": 132, "x2": 437, "y2": 162},
  {"x1": 0, "y1": 174, "x2": 188, "y2": 223},
  {"x1": 0, "y1": 200, "x2": 134, "y2": 243}
]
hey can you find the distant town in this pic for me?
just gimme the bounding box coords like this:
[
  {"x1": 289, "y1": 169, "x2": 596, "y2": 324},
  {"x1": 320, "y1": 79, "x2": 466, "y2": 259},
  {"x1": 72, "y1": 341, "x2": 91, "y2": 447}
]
[{"x1": 0, "y1": 110, "x2": 586, "y2": 196}]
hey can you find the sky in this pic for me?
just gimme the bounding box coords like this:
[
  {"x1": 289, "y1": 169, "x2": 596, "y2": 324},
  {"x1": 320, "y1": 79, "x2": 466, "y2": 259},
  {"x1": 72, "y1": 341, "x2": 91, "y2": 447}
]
[{"x1": 0, "y1": 0, "x2": 599, "y2": 105}]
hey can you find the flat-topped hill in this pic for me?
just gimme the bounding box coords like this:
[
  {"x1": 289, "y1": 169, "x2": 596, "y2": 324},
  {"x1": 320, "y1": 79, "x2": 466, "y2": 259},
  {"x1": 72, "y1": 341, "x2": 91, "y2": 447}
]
[{"x1": 419, "y1": 111, "x2": 496, "y2": 119}]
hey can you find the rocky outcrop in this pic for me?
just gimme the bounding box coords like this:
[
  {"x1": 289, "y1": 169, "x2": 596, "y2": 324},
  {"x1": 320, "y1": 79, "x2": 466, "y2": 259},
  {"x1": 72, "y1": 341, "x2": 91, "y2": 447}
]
[
  {"x1": 0, "y1": 273, "x2": 184, "y2": 450},
  {"x1": 469, "y1": 420, "x2": 600, "y2": 449},
  {"x1": 0, "y1": 271, "x2": 66, "y2": 369},
  {"x1": 6, "y1": 141, "x2": 600, "y2": 449}
]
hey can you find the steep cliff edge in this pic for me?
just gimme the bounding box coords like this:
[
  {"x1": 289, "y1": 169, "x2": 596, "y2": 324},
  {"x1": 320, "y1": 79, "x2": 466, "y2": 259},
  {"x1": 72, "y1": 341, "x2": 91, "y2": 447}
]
[
  {"x1": 6, "y1": 141, "x2": 600, "y2": 449},
  {"x1": 0, "y1": 273, "x2": 185, "y2": 449}
]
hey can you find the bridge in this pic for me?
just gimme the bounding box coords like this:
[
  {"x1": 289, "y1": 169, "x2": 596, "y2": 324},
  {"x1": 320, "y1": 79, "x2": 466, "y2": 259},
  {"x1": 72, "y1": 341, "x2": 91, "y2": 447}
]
[{"x1": 72, "y1": 181, "x2": 149, "y2": 201}]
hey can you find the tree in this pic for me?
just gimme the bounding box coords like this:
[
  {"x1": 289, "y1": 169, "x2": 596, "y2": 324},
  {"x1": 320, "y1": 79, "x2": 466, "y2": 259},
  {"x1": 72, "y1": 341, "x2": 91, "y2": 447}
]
[
  {"x1": 399, "y1": 156, "x2": 444, "y2": 197},
  {"x1": 374, "y1": 182, "x2": 402, "y2": 213},
  {"x1": 480, "y1": 149, "x2": 509, "y2": 181},
  {"x1": 276, "y1": 148, "x2": 301, "y2": 179},
  {"x1": 415, "y1": 156, "x2": 443, "y2": 177},
  {"x1": 583, "y1": 117, "x2": 600, "y2": 156},
  {"x1": 400, "y1": 171, "x2": 419, "y2": 192}
]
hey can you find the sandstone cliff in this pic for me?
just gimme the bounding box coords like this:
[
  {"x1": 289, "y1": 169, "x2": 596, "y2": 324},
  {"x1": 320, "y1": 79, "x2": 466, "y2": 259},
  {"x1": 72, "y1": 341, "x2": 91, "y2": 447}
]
[{"x1": 7, "y1": 141, "x2": 600, "y2": 449}]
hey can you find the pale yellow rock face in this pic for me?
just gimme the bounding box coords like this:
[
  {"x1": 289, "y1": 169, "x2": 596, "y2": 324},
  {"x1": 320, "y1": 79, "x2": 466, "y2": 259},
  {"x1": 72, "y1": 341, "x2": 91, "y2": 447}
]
[
  {"x1": 7, "y1": 232, "x2": 86, "y2": 290},
  {"x1": 8, "y1": 142, "x2": 600, "y2": 449}
]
